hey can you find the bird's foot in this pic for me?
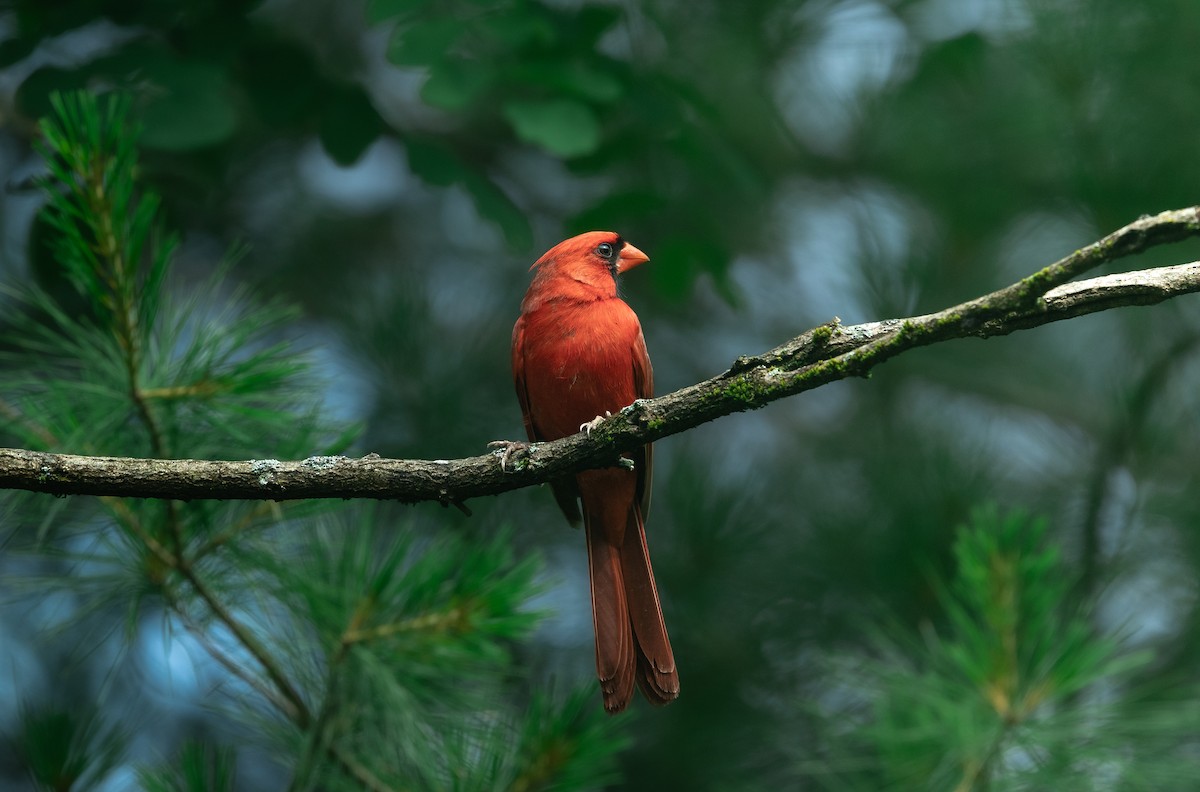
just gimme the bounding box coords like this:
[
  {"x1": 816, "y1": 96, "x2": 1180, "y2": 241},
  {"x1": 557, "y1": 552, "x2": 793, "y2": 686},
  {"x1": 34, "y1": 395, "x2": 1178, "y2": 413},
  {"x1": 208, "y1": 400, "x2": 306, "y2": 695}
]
[
  {"x1": 488, "y1": 440, "x2": 528, "y2": 471},
  {"x1": 579, "y1": 411, "x2": 613, "y2": 436}
]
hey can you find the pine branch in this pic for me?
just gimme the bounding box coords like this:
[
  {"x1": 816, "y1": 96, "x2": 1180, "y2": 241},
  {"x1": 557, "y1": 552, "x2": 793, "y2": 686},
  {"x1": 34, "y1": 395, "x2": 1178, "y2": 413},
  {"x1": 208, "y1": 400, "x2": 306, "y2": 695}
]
[
  {"x1": 121, "y1": 508, "x2": 313, "y2": 725},
  {"x1": 292, "y1": 602, "x2": 377, "y2": 792},
  {"x1": 1, "y1": 208, "x2": 1199, "y2": 505}
]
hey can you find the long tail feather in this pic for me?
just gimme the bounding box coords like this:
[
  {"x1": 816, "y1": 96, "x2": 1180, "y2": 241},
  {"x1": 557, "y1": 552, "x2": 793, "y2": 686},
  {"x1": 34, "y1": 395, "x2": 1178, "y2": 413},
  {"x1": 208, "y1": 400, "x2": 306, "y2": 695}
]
[
  {"x1": 584, "y1": 511, "x2": 636, "y2": 713},
  {"x1": 621, "y1": 502, "x2": 679, "y2": 705},
  {"x1": 581, "y1": 468, "x2": 677, "y2": 712}
]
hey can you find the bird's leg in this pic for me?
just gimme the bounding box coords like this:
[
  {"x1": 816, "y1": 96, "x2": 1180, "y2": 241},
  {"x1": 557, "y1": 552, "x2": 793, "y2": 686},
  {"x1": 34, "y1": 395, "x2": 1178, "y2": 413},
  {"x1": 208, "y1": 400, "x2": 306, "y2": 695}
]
[
  {"x1": 488, "y1": 440, "x2": 528, "y2": 471},
  {"x1": 579, "y1": 411, "x2": 613, "y2": 435}
]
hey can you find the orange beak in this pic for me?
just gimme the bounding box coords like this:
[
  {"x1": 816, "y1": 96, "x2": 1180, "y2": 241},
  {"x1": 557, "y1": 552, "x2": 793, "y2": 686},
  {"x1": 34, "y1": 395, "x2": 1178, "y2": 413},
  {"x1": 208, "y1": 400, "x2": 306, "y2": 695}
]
[{"x1": 616, "y1": 242, "x2": 650, "y2": 273}]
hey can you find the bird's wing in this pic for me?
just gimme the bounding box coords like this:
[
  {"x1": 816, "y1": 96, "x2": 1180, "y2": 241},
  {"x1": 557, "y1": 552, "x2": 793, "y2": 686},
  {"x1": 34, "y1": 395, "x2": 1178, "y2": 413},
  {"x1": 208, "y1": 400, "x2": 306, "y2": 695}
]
[
  {"x1": 512, "y1": 315, "x2": 539, "y2": 442},
  {"x1": 513, "y1": 313, "x2": 582, "y2": 523},
  {"x1": 631, "y1": 326, "x2": 654, "y2": 520}
]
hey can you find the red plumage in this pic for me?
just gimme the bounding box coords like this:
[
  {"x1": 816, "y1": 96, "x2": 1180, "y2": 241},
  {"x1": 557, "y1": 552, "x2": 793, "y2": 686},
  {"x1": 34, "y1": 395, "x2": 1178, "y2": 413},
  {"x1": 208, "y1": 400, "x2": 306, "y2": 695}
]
[{"x1": 510, "y1": 231, "x2": 679, "y2": 713}]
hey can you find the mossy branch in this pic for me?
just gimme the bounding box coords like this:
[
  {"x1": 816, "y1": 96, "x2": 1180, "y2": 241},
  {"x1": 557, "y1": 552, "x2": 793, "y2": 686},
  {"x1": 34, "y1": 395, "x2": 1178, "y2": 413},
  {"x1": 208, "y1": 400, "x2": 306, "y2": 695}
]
[{"x1": 2, "y1": 208, "x2": 1200, "y2": 506}]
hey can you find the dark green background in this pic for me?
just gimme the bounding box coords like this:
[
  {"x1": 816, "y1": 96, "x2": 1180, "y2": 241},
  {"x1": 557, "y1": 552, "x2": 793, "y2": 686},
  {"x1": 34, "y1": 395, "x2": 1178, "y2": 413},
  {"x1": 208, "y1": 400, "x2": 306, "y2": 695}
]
[{"x1": 2, "y1": 0, "x2": 1199, "y2": 789}]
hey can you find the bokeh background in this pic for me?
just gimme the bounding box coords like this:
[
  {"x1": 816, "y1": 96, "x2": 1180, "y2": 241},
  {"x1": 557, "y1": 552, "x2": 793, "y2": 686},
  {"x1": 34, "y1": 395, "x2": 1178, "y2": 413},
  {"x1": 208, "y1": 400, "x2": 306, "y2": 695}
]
[{"x1": 3, "y1": 0, "x2": 1200, "y2": 789}]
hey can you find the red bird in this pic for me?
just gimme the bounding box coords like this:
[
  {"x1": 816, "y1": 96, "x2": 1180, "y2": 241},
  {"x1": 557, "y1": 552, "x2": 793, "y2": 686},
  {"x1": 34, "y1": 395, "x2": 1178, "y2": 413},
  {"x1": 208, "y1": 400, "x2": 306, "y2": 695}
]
[{"x1": 509, "y1": 231, "x2": 679, "y2": 713}]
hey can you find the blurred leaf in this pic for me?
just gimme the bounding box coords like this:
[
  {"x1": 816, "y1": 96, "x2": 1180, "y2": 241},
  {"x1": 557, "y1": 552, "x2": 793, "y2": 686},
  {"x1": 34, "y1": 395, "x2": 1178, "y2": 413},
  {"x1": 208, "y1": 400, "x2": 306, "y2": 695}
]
[
  {"x1": 404, "y1": 137, "x2": 465, "y2": 186},
  {"x1": 138, "y1": 59, "x2": 239, "y2": 151},
  {"x1": 0, "y1": 35, "x2": 39, "y2": 68},
  {"x1": 570, "y1": 190, "x2": 669, "y2": 233},
  {"x1": 571, "y1": 4, "x2": 623, "y2": 47},
  {"x1": 406, "y1": 138, "x2": 532, "y2": 247},
  {"x1": 463, "y1": 172, "x2": 533, "y2": 249},
  {"x1": 502, "y1": 98, "x2": 601, "y2": 158},
  {"x1": 511, "y1": 59, "x2": 625, "y2": 104},
  {"x1": 910, "y1": 31, "x2": 990, "y2": 91},
  {"x1": 319, "y1": 84, "x2": 384, "y2": 166},
  {"x1": 478, "y1": 6, "x2": 557, "y2": 49},
  {"x1": 556, "y1": 61, "x2": 624, "y2": 104},
  {"x1": 421, "y1": 60, "x2": 493, "y2": 111},
  {"x1": 649, "y1": 234, "x2": 729, "y2": 301},
  {"x1": 241, "y1": 38, "x2": 320, "y2": 127},
  {"x1": 15, "y1": 66, "x2": 88, "y2": 120},
  {"x1": 386, "y1": 17, "x2": 461, "y2": 66},
  {"x1": 366, "y1": 0, "x2": 433, "y2": 25}
]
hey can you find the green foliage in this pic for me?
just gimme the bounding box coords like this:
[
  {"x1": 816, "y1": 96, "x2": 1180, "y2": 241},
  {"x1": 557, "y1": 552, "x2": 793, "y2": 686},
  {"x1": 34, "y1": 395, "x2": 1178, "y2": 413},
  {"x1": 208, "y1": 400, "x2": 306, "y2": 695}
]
[
  {"x1": 14, "y1": 705, "x2": 127, "y2": 792},
  {"x1": 502, "y1": 99, "x2": 602, "y2": 158},
  {"x1": 271, "y1": 521, "x2": 542, "y2": 707},
  {"x1": 16, "y1": 45, "x2": 241, "y2": 154},
  {"x1": 10, "y1": 6, "x2": 384, "y2": 163},
  {"x1": 320, "y1": 83, "x2": 388, "y2": 166},
  {"x1": 35, "y1": 91, "x2": 173, "y2": 338},
  {"x1": 1, "y1": 89, "x2": 623, "y2": 791},
  {"x1": 364, "y1": 0, "x2": 780, "y2": 287},
  {"x1": 5, "y1": 0, "x2": 788, "y2": 294},
  {"x1": 8, "y1": 92, "x2": 331, "y2": 468},
  {"x1": 134, "y1": 57, "x2": 239, "y2": 152},
  {"x1": 509, "y1": 690, "x2": 630, "y2": 791},
  {"x1": 814, "y1": 507, "x2": 1163, "y2": 791},
  {"x1": 938, "y1": 507, "x2": 1124, "y2": 711},
  {"x1": 138, "y1": 741, "x2": 236, "y2": 792},
  {"x1": 404, "y1": 137, "x2": 535, "y2": 248},
  {"x1": 273, "y1": 519, "x2": 629, "y2": 790},
  {"x1": 5, "y1": 3, "x2": 1200, "y2": 792}
]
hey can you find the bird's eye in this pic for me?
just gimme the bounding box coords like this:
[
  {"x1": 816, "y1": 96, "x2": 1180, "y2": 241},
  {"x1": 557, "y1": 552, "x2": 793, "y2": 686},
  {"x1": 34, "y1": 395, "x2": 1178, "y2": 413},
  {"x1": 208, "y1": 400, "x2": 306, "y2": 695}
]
[{"x1": 596, "y1": 242, "x2": 614, "y2": 258}]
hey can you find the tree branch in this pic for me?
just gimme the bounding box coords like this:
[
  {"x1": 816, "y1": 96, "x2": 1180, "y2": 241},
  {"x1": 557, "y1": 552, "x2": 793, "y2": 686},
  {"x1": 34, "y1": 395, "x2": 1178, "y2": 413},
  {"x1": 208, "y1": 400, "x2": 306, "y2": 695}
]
[{"x1": 2, "y1": 208, "x2": 1199, "y2": 505}]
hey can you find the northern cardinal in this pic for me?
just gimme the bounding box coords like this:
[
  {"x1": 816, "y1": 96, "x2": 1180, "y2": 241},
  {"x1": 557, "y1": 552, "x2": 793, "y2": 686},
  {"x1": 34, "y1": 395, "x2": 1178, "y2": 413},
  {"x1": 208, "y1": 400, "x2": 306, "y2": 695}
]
[{"x1": 508, "y1": 231, "x2": 679, "y2": 713}]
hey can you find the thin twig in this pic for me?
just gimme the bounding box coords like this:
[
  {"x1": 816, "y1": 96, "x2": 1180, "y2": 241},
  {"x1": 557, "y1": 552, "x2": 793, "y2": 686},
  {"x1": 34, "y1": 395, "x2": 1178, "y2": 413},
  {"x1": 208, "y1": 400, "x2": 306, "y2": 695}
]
[
  {"x1": 141, "y1": 382, "x2": 222, "y2": 400},
  {"x1": 162, "y1": 585, "x2": 302, "y2": 722},
  {"x1": 292, "y1": 599, "x2": 414, "y2": 792},
  {"x1": 328, "y1": 745, "x2": 398, "y2": 792},
  {"x1": 176, "y1": 561, "x2": 313, "y2": 727},
  {"x1": 192, "y1": 500, "x2": 284, "y2": 561},
  {"x1": 341, "y1": 607, "x2": 466, "y2": 645},
  {"x1": 290, "y1": 599, "x2": 372, "y2": 792},
  {"x1": 115, "y1": 507, "x2": 312, "y2": 725}
]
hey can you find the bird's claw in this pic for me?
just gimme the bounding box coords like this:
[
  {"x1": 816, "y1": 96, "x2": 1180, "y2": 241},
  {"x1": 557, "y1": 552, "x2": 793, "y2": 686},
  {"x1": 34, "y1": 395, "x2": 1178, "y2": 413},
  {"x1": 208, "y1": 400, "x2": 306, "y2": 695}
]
[
  {"x1": 579, "y1": 411, "x2": 613, "y2": 436},
  {"x1": 488, "y1": 440, "x2": 528, "y2": 472}
]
